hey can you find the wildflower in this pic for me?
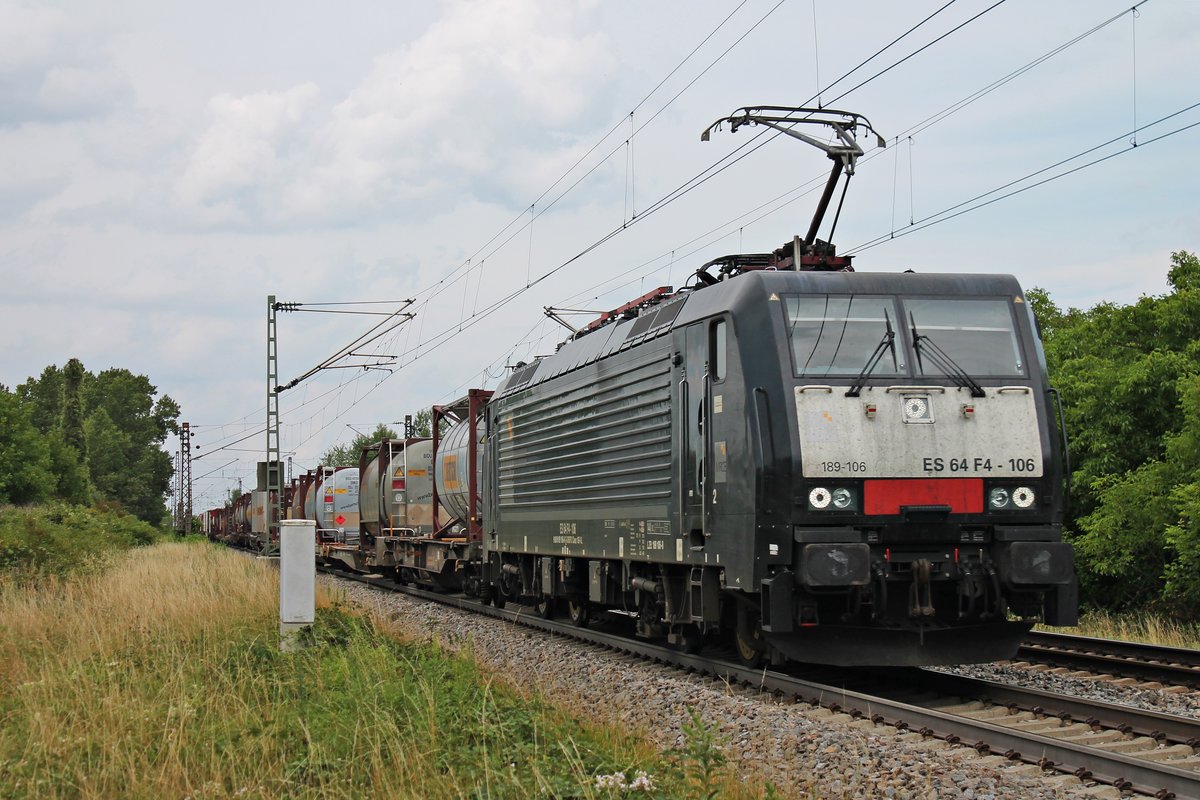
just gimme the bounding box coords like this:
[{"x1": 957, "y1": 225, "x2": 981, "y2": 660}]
[
  {"x1": 594, "y1": 772, "x2": 627, "y2": 790},
  {"x1": 628, "y1": 771, "x2": 654, "y2": 792},
  {"x1": 593, "y1": 771, "x2": 655, "y2": 793}
]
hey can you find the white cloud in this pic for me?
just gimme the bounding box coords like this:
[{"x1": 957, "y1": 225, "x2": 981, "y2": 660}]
[
  {"x1": 0, "y1": 2, "x2": 131, "y2": 126},
  {"x1": 174, "y1": 83, "x2": 319, "y2": 218},
  {"x1": 173, "y1": 0, "x2": 612, "y2": 228}
]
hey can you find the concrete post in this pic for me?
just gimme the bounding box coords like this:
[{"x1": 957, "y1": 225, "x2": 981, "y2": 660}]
[{"x1": 279, "y1": 519, "x2": 316, "y2": 651}]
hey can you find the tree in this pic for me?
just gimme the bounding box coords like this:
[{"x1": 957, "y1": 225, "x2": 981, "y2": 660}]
[
  {"x1": 0, "y1": 388, "x2": 53, "y2": 505},
  {"x1": 81, "y1": 368, "x2": 180, "y2": 523},
  {"x1": 45, "y1": 429, "x2": 92, "y2": 506},
  {"x1": 62, "y1": 358, "x2": 87, "y2": 459},
  {"x1": 6, "y1": 361, "x2": 177, "y2": 519},
  {"x1": 320, "y1": 423, "x2": 400, "y2": 467},
  {"x1": 1160, "y1": 376, "x2": 1200, "y2": 612},
  {"x1": 412, "y1": 409, "x2": 432, "y2": 437},
  {"x1": 1034, "y1": 251, "x2": 1200, "y2": 614},
  {"x1": 16, "y1": 365, "x2": 63, "y2": 435}
]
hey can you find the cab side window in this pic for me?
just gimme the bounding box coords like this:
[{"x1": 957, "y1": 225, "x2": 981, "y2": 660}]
[{"x1": 711, "y1": 319, "x2": 726, "y2": 381}]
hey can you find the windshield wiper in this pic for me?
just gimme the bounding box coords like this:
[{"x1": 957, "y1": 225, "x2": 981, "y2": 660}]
[
  {"x1": 845, "y1": 309, "x2": 895, "y2": 397},
  {"x1": 909, "y1": 312, "x2": 986, "y2": 398}
]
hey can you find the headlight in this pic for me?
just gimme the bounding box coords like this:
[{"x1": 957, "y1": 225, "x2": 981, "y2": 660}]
[
  {"x1": 989, "y1": 488, "x2": 1010, "y2": 509},
  {"x1": 809, "y1": 487, "x2": 832, "y2": 509},
  {"x1": 831, "y1": 488, "x2": 855, "y2": 510},
  {"x1": 989, "y1": 486, "x2": 1037, "y2": 511},
  {"x1": 808, "y1": 487, "x2": 856, "y2": 511},
  {"x1": 1011, "y1": 487, "x2": 1036, "y2": 508}
]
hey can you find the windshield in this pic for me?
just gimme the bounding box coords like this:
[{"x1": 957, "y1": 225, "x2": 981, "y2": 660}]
[
  {"x1": 785, "y1": 295, "x2": 904, "y2": 377},
  {"x1": 903, "y1": 298, "x2": 1025, "y2": 377}
]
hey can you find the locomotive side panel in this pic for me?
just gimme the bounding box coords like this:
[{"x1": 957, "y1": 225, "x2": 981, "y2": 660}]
[{"x1": 490, "y1": 338, "x2": 677, "y2": 561}]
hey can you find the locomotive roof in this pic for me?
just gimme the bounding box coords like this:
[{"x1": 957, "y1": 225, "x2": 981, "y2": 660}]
[{"x1": 493, "y1": 269, "x2": 1027, "y2": 400}]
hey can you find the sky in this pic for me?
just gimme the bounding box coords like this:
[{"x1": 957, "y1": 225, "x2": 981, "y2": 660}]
[{"x1": 1, "y1": 0, "x2": 1197, "y2": 511}]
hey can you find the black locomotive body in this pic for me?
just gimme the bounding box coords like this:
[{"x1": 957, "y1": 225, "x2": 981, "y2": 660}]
[{"x1": 481, "y1": 268, "x2": 1076, "y2": 666}]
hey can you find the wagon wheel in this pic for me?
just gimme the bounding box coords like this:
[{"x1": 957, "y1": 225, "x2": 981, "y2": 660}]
[
  {"x1": 534, "y1": 595, "x2": 556, "y2": 619},
  {"x1": 498, "y1": 568, "x2": 520, "y2": 602},
  {"x1": 734, "y1": 626, "x2": 765, "y2": 669},
  {"x1": 567, "y1": 597, "x2": 590, "y2": 628}
]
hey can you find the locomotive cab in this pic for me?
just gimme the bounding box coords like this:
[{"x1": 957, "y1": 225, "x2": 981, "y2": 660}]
[{"x1": 714, "y1": 270, "x2": 1076, "y2": 665}]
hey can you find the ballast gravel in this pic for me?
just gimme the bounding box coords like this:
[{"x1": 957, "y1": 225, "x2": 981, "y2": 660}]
[{"x1": 324, "y1": 575, "x2": 1130, "y2": 799}]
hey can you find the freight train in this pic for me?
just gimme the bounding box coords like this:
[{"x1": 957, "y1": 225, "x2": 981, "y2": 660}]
[{"x1": 204, "y1": 107, "x2": 1077, "y2": 666}]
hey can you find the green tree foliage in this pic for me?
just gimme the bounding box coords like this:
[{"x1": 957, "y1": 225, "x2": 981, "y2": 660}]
[
  {"x1": 1036, "y1": 251, "x2": 1200, "y2": 614},
  {"x1": 16, "y1": 364, "x2": 63, "y2": 435},
  {"x1": 86, "y1": 369, "x2": 179, "y2": 523},
  {"x1": 320, "y1": 423, "x2": 400, "y2": 467},
  {"x1": 45, "y1": 429, "x2": 92, "y2": 506},
  {"x1": 411, "y1": 409, "x2": 432, "y2": 437},
  {"x1": 62, "y1": 358, "x2": 88, "y2": 458},
  {"x1": 12, "y1": 362, "x2": 178, "y2": 523},
  {"x1": 406, "y1": 408, "x2": 451, "y2": 438},
  {"x1": 0, "y1": 388, "x2": 53, "y2": 505}
]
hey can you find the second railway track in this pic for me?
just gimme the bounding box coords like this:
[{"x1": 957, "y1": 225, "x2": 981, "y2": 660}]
[{"x1": 1016, "y1": 632, "x2": 1200, "y2": 690}]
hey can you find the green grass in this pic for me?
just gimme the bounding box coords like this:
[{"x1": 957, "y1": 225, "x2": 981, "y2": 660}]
[{"x1": 0, "y1": 542, "x2": 763, "y2": 799}]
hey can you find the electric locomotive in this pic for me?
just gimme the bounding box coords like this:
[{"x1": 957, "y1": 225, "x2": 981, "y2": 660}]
[
  {"x1": 469, "y1": 107, "x2": 1075, "y2": 666},
  {"x1": 475, "y1": 253, "x2": 1075, "y2": 666}
]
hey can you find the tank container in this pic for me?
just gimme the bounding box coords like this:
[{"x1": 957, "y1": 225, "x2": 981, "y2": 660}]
[{"x1": 434, "y1": 417, "x2": 482, "y2": 524}]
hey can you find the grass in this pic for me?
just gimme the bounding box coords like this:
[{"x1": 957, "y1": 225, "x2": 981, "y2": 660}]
[
  {"x1": 0, "y1": 542, "x2": 764, "y2": 799},
  {"x1": 1042, "y1": 610, "x2": 1200, "y2": 649}
]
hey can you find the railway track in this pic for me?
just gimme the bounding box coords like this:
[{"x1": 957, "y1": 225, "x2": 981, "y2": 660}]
[
  {"x1": 305, "y1": 561, "x2": 1200, "y2": 800},
  {"x1": 1018, "y1": 631, "x2": 1200, "y2": 690}
]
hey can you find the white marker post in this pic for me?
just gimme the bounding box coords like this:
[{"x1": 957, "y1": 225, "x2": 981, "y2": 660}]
[{"x1": 279, "y1": 519, "x2": 316, "y2": 651}]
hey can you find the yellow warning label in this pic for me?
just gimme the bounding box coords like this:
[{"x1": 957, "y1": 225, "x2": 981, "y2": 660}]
[
  {"x1": 406, "y1": 469, "x2": 428, "y2": 477},
  {"x1": 334, "y1": 488, "x2": 348, "y2": 494}
]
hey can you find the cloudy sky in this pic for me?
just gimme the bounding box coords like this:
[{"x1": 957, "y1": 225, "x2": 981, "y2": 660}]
[{"x1": 2, "y1": 0, "x2": 1196, "y2": 509}]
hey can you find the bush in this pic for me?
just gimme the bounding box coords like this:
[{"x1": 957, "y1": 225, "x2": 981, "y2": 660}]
[{"x1": 0, "y1": 502, "x2": 162, "y2": 579}]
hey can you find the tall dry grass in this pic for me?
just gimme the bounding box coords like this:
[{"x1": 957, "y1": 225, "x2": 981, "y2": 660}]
[
  {"x1": 0, "y1": 543, "x2": 305, "y2": 798},
  {"x1": 0, "y1": 542, "x2": 763, "y2": 799},
  {"x1": 1042, "y1": 611, "x2": 1200, "y2": 649}
]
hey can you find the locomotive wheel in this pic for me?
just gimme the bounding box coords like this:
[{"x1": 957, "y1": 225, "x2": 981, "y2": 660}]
[
  {"x1": 734, "y1": 627, "x2": 765, "y2": 669},
  {"x1": 534, "y1": 595, "x2": 556, "y2": 619},
  {"x1": 567, "y1": 598, "x2": 590, "y2": 628}
]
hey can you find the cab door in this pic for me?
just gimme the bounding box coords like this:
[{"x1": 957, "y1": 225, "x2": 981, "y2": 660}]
[
  {"x1": 681, "y1": 320, "x2": 726, "y2": 542},
  {"x1": 680, "y1": 323, "x2": 707, "y2": 539}
]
